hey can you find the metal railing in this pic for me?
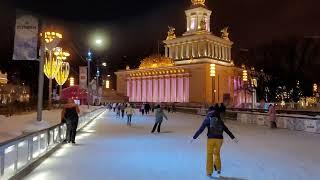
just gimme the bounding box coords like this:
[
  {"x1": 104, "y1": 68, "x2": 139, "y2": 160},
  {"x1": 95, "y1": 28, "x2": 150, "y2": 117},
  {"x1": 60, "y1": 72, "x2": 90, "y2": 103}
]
[{"x1": 0, "y1": 108, "x2": 105, "y2": 180}]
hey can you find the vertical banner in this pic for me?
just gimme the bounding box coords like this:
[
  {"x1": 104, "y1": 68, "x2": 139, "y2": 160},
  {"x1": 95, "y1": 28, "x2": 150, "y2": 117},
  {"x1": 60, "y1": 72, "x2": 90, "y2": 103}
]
[
  {"x1": 13, "y1": 15, "x2": 39, "y2": 60},
  {"x1": 79, "y1": 66, "x2": 88, "y2": 89}
]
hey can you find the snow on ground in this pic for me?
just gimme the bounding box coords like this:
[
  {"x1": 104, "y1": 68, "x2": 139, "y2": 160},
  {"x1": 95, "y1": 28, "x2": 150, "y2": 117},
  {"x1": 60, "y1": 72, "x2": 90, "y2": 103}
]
[
  {"x1": 0, "y1": 106, "x2": 100, "y2": 143},
  {"x1": 24, "y1": 110, "x2": 320, "y2": 180}
]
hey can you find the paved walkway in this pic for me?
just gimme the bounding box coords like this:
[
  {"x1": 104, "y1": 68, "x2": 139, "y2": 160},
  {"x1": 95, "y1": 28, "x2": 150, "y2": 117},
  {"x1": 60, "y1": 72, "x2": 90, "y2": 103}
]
[{"x1": 24, "y1": 110, "x2": 320, "y2": 180}]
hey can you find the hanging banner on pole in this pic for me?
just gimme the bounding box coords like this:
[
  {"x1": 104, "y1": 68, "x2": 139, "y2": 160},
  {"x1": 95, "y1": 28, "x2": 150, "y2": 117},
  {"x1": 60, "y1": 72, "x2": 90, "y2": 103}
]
[
  {"x1": 12, "y1": 15, "x2": 39, "y2": 60},
  {"x1": 79, "y1": 66, "x2": 88, "y2": 89}
]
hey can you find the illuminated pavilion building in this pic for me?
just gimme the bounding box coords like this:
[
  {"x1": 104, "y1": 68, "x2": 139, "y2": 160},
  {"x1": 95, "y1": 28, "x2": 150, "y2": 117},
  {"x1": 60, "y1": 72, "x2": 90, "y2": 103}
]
[{"x1": 116, "y1": 0, "x2": 249, "y2": 106}]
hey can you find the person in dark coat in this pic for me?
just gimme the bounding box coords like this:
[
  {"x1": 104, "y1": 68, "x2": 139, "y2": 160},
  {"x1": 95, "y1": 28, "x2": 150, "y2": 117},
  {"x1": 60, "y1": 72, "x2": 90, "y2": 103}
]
[
  {"x1": 61, "y1": 99, "x2": 80, "y2": 144},
  {"x1": 151, "y1": 105, "x2": 168, "y2": 133},
  {"x1": 191, "y1": 106, "x2": 238, "y2": 178},
  {"x1": 145, "y1": 103, "x2": 151, "y2": 115}
]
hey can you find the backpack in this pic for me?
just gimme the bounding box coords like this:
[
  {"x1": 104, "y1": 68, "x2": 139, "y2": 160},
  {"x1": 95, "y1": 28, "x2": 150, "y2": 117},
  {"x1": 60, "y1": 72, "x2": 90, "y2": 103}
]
[{"x1": 209, "y1": 116, "x2": 224, "y2": 135}]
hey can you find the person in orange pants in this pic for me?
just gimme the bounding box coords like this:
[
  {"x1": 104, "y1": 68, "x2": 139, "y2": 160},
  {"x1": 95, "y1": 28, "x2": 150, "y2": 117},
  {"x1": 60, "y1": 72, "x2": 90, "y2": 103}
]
[{"x1": 192, "y1": 106, "x2": 238, "y2": 178}]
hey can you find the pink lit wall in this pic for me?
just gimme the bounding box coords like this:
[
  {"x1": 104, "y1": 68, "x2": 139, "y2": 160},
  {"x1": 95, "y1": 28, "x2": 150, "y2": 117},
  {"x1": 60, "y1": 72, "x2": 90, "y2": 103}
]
[
  {"x1": 171, "y1": 76, "x2": 177, "y2": 102},
  {"x1": 165, "y1": 77, "x2": 171, "y2": 102},
  {"x1": 127, "y1": 74, "x2": 190, "y2": 103},
  {"x1": 177, "y1": 76, "x2": 184, "y2": 102},
  {"x1": 147, "y1": 78, "x2": 153, "y2": 102},
  {"x1": 142, "y1": 78, "x2": 147, "y2": 102},
  {"x1": 159, "y1": 77, "x2": 165, "y2": 102},
  {"x1": 136, "y1": 78, "x2": 142, "y2": 102},
  {"x1": 153, "y1": 78, "x2": 159, "y2": 102},
  {"x1": 131, "y1": 79, "x2": 136, "y2": 102}
]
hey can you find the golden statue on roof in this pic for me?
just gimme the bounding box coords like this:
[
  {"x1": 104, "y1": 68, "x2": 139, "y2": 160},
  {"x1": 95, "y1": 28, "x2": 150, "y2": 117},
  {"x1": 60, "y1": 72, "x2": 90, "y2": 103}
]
[
  {"x1": 139, "y1": 55, "x2": 174, "y2": 69},
  {"x1": 221, "y1": 27, "x2": 230, "y2": 41},
  {"x1": 191, "y1": 0, "x2": 206, "y2": 6},
  {"x1": 166, "y1": 26, "x2": 176, "y2": 40}
]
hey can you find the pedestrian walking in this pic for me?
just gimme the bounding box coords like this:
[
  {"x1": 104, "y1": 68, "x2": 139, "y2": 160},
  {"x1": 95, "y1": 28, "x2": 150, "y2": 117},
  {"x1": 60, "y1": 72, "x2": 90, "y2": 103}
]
[
  {"x1": 151, "y1": 105, "x2": 168, "y2": 133},
  {"x1": 145, "y1": 103, "x2": 151, "y2": 115},
  {"x1": 268, "y1": 104, "x2": 277, "y2": 128},
  {"x1": 121, "y1": 103, "x2": 126, "y2": 118},
  {"x1": 112, "y1": 103, "x2": 117, "y2": 112},
  {"x1": 191, "y1": 106, "x2": 238, "y2": 178},
  {"x1": 125, "y1": 104, "x2": 135, "y2": 126},
  {"x1": 116, "y1": 104, "x2": 121, "y2": 118},
  {"x1": 61, "y1": 99, "x2": 80, "y2": 144},
  {"x1": 140, "y1": 103, "x2": 145, "y2": 116}
]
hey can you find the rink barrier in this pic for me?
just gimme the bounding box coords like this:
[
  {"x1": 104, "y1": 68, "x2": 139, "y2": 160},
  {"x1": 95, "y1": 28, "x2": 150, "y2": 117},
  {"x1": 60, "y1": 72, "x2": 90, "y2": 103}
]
[
  {"x1": 0, "y1": 107, "x2": 106, "y2": 180},
  {"x1": 236, "y1": 111, "x2": 320, "y2": 134}
]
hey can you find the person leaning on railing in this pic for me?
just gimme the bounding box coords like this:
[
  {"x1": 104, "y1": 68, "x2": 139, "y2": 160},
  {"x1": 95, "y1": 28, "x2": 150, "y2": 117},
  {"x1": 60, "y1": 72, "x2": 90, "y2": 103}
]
[{"x1": 61, "y1": 99, "x2": 80, "y2": 144}]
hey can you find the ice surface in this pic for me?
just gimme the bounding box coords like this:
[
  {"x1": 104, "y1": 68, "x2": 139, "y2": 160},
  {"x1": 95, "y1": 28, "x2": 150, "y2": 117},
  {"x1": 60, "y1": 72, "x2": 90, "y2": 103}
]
[{"x1": 24, "y1": 110, "x2": 320, "y2": 180}]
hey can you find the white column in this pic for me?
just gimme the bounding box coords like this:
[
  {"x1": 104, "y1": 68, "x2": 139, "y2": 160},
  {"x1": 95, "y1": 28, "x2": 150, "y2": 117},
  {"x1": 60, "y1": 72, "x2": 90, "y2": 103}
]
[
  {"x1": 211, "y1": 43, "x2": 214, "y2": 58},
  {"x1": 186, "y1": 43, "x2": 190, "y2": 58},
  {"x1": 175, "y1": 45, "x2": 179, "y2": 59},
  {"x1": 181, "y1": 44, "x2": 184, "y2": 59},
  {"x1": 165, "y1": 46, "x2": 168, "y2": 57},
  {"x1": 169, "y1": 46, "x2": 173, "y2": 58},
  {"x1": 228, "y1": 47, "x2": 232, "y2": 61},
  {"x1": 218, "y1": 45, "x2": 221, "y2": 59},
  {"x1": 192, "y1": 43, "x2": 195, "y2": 58},
  {"x1": 208, "y1": 41, "x2": 211, "y2": 57}
]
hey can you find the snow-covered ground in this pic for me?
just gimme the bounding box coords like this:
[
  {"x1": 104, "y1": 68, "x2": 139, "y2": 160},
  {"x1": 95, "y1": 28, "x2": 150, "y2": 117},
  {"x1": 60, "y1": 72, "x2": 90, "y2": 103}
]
[
  {"x1": 24, "y1": 110, "x2": 320, "y2": 180},
  {"x1": 0, "y1": 106, "x2": 100, "y2": 143}
]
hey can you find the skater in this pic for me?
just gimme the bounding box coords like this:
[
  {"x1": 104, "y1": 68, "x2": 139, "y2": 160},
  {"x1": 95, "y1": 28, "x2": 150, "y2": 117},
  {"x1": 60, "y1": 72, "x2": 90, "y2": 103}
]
[
  {"x1": 125, "y1": 104, "x2": 135, "y2": 126},
  {"x1": 191, "y1": 106, "x2": 238, "y2": 178},
  {"x1": 61, "y1": 99, "x2": 80, "y2": 144},
  {"x1": 145, "y1": 103, "x2": 151, "y2": 115},
  {"x1": 140, "y1": 103, "x2": 145, "y2": 116},
  {"x1": 268, "y1": 104, "x2": 277, "y2": 128},
  {"x1": 112, "y1": 103, "x2": 117, "y2": 112},
  {"x1": 116, "y1": 104, "x2": 121, "y2": 118},
  {"x1": 121, "y1": 103, "x2": 126, "y2": 118},
  {"x1": 219, "y1": 103, "x2": 226, "y2": 122},
  {"x1": 151, "y1": 105, "x2": 168, "y2": 133}
]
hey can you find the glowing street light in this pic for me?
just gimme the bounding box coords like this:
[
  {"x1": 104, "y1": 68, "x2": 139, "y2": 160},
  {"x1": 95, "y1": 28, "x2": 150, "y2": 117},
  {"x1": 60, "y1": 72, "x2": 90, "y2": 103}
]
[
  {"x1": 102, "y1": 62, "x2": 107, "y2": 67},
  {"x1": 95, "y1": 39, "x2": 103, "y2": 45},
  {"x1": 210, "y1": 64, "x2": 216, "y2": 103},
  {"x1": 105, "y1": 80, "x2": 110, "y2": 89},
  {"x1": 70, "y1": 77, "x2": 75, "y2": 87}
]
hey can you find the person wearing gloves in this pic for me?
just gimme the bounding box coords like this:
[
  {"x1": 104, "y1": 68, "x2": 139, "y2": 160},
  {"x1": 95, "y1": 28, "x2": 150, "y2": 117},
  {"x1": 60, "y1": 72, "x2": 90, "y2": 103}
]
[
  {"x1": 192, "y1": 106, "x2": 238, "y2": 178},
  {"x1": 151, "y1": 105, "x2": 168, "y2": 133}
]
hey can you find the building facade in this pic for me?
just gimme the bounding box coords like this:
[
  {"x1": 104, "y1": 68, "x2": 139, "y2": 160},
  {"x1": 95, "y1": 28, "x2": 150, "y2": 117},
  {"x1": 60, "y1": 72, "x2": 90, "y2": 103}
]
[{"x1": 115, "y1": 0, "x2": 250, "y2": 106}]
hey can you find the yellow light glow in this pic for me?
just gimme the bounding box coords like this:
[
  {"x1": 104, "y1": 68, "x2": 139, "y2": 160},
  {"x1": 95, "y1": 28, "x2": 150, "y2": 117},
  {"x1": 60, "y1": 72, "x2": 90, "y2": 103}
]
[
  {"x1": 55, "y1": 62, "x2": 70, "y2": 86},
  {"x1": 243, "y1": 70, "x2": 248, "y2": 82},
  {"x1": 106, "y1": 80, "x2": 110, "y2": 89},
  {"x1": 210, "y1": 64, "x2": 216, "y2": 77},
  {"x1": 70, "y1": 77, "x2": 75, "y2": 86},
  {"x1": 44, "y1": 52, "x2": 62, "y2": 79},
  {"x1": 139, "y1": 55, "x2": 174, "y2": 69}
]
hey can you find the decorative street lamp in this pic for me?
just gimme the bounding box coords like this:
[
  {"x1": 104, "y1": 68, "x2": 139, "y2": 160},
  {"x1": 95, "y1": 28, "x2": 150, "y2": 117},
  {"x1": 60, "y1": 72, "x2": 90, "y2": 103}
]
[
  {"x1": 40, "y1": 32, "x2": 63, "y2": 111},
  {"x1": 44, "y1": 47, "x2": 63, "y2": 109},
  {"x1": 210, "y1": 64, "x2": 216, "y2": 103},
  {"x1": 55, "y1": 61, "x2": 70, "y2": 99}
]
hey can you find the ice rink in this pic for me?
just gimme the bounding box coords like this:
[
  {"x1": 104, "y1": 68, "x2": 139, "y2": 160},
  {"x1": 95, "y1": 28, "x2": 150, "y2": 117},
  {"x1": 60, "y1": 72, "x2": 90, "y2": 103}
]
[{"x1": 25, "y1": 110, "x2": 320, "y2": 180}]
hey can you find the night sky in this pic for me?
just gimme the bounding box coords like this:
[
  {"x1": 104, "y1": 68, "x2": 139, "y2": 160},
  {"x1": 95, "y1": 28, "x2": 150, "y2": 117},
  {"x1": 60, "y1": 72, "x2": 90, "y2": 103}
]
[{"x1": 0, "y1": 0, "x2": 320, "y2": 93}]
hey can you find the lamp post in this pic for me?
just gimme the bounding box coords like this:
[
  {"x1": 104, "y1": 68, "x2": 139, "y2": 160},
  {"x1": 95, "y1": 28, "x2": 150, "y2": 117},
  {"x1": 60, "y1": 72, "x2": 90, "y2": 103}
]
[
  {"x1": 55, "y1": 62, "x2": 70, "y2": 96},
  {"x1": 210, "y1": 64, "x2": 216, "y2": 104},
  {"x1": 37, "y1": 31, "x2": 62, "y2": 121},
  {"x1": 87, "y1": 50, "x2": 92, "y2": 108},
  {"x1": 242, "y1": 65, "x2": 248, "y2": 108},
  {"x1": 54, "y1": 50, "x2": 70, "y2": 97}
]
